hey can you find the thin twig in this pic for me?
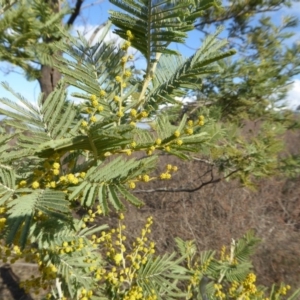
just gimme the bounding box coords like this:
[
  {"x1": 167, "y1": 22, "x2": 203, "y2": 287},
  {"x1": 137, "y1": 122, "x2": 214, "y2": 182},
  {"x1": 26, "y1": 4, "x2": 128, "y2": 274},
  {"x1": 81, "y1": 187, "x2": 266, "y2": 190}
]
[
  {"x1": 134, "y1": 169, "x2": 240, "y2": 194},
  {"x1": 195, "y1": 6, "x2": 281, "y2": 28}
]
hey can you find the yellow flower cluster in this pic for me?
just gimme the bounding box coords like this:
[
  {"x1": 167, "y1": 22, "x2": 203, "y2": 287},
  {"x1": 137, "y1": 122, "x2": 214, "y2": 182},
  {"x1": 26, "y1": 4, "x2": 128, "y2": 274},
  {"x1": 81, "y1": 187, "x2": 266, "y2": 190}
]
[
  {"x1": 228, "y1": 273, "x2": 263, "y2": 300},
  {"x1": 199, "y1": 257, "x2": 212, "y2": 273},
  {"x1": 198, "y1": 115, "x2": 205, "y2": 126},
  {"x1": 214, "y1": 283, "x2": 226, "y2": 299},
  {"x1": 78, "y1": 288, "x2": 93, "y2": 300},
  {"x1": 128, "y1": 181, "x2": 136, "y2": 189},
  {"x1": 126, "y1": 30, "x2": 134, "y2": 40},
  {"x1": 121, "y1": 40, "x2": 131, "y2": 51},
  {"x1": 19, "y1": 180, "x2": 27, "y2": 187},
  {"x1": 81, "y1": 205, "x2": 103, "y2": 228},
  {"x1": 159, "y1": 164, "x2": 178, "y2": 180},
  {"x1": 115, "y1": 75, "x2": 122, "y2": 83},
  {"x1": 81, "y1": 93, "x2": 106, "y2": 128},
  {"x1": 129, "y1": 110, "x2": 149, "y2": 126},
  {"x1": 96, "y1": 215, "x2": 156, "y2": 299},
  {"x1": 59, "y1": 173, "x2": 80, "y2": 185},
  {"x1": 0, "y1": 244, "x2": 59, "y2": 294},
  {"x1": 174, "y1": 130, "x2": 181, "y2": 137},
  {"x1": 124, "y1": 286, "x2": 157, "y2": 300},
  {"x1": 183, "y1": 116, "x2": 205, "y2": 135},
  {"x1": 18, "y1": 154, "x2": 65, "y2": 191},
  {"x1": 278, "y1": 284, "x2": 291, "y2": 295}
]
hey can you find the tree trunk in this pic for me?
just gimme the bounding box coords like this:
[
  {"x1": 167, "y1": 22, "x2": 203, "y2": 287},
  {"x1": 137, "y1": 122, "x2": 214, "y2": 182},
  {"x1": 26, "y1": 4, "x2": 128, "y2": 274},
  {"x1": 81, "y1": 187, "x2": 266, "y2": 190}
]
[
  {"x1": 38, "y1": 0, "x2": 62, "y2": 100},
  {"x1": 38, "y1": 64, "x2": 61, "y2": 99}
]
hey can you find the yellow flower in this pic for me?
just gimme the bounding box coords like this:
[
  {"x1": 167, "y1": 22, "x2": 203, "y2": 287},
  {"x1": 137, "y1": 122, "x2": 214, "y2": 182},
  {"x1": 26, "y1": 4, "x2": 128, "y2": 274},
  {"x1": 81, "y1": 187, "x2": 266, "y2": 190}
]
[
  {"x1": 52, "y1": 162, "x2": 60, "y2": 169},
  {"x1": 174, "y1": 130, "x2": 180, "y2": 137},
  {"x1": 121, "y1": 56, "x2": 127, "y2": 63},
  {"x1": 140, "y1": 111, "x2": 148, "y2": 118},
  {"x1": 92, "y1": 100, "x2": 98, "y2": 107},
  {"x1": 99, "y1": 90, "x2": 106, "y2": 97},
  {"x1": 67, "y1": 174, "x2": 75, "y2": 182},
  {"x1": 147, "y1": 150, "x2": 153, "y2": 156},
  {"x1": 13, "y1": 245, "x2": 21, "y2": 254},
  {"x1": 160, "y1": 173, "x2": 167, "y2": 179},
  {"x1": 198, "y1": 120, "x2": 204, "y2": 126},
  {"x1": 90, "y1": 95, "x2": 97, "y2": 102},
  {"x1": 125, "y1": 149, "x2": 132, "y2": 156},
  {"x1": 176, "y1": 139, "x2": 183, "y2": 146},
  {"x1": 187, "y1": 120, "x2": 194, "y2": 127},
  {"x1": 97, "y1": 105, "x2": 104, "y2": 112},
  {"x1": 60, "y1": 176, "x2": 67, "y2": 183},
  {"x1": 50, "y1": 181, "x2": 56, "y2": 188},
  {"x1": 114, "y1": 253, "x2": 123, "y2": 265},
  {"x1": 117, "y1": 111, "x2": 124, "y2": 117},
  {"x1": 124, "y1": 70, "x2": 132, "y2": 77},
  {"x1": 32, "y1": 181, "x2": 40, "y2": 189},
  {"x1": 81, "y1": 120, "x2": 88, "y2": 127},
  {"x1": 121, "y1": 41, "x2": 131, "y2": 50},
  {"x1": 186, "y1": 128, "x2": 193, "y2": 135},
  {"x1": 19, "y1": 180, "x2": 27, "y2": 187},
  {"x1": 129, "y1": 182, "x2": 136, "y2": 189},
  {"x1": 130, "y1": 109, "x2": 137, "y2": 117},
  {"x1": 142, "y1": 175, "x2": 150, "y2": 182},
  {"x1": 115, "y1": 76, "x2": 122, "y2": 82},
  {"x1": 155, "y1": 138, "x2": 162, "y2": 145},
  {"x1": 126, "y1": 30, "x2": 134, "y2": 40},
  {"x1": 80, "y1": 172, "x2": 86, "y2": 178},
  {"x1": 113, "y1": 95, "x2": 121, "y2": 102},
  {"x1": 90, "y1": 116, "x2": 97, "y2": 123},
  {"x1": 52, "y1": 169, "x2": 60, "y2": 176},
  {"x1": 71, "y1": 178, "x2": 79, "y2": 185}
]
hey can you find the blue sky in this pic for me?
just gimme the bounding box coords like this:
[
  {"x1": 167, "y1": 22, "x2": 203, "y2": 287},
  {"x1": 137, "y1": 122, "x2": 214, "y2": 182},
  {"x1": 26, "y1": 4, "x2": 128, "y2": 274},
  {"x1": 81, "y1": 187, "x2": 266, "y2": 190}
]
[{"x1": 0, "y1": 0, "x2": 300, "y2": 109}]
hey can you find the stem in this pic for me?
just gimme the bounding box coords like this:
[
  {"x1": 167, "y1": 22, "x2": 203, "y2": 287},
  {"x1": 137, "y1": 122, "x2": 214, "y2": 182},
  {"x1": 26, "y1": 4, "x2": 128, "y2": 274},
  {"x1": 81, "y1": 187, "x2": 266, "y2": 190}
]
[
  {"x1": 138, "y1": 52, "x2": 162, "y2": 106},
  {"x1": 55, "y1": 277, "x2": 63, "y2": 299}
]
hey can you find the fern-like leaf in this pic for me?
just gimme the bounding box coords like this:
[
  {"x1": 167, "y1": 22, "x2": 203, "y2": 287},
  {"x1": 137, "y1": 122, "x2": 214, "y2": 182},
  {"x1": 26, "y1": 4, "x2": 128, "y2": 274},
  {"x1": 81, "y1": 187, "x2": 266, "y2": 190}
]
[{"x1": 5, "y1": 189, "x2": 70, "y2": 247}]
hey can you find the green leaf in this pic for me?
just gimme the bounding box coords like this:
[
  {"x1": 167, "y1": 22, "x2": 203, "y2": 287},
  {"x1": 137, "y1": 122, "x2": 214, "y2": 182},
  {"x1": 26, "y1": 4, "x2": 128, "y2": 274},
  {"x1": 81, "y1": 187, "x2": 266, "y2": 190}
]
[
  {"x1": 107, "y1": 185, "x2": 124, "y2": 211},
  {"x1": 117, "y1": 184, "x2": 144, "y2": 207}
]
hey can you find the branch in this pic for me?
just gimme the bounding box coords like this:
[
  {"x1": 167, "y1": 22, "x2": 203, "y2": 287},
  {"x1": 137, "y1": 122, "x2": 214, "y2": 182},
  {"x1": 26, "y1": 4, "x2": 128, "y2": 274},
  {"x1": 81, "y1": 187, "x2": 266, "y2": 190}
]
[
  {"x1": 134, "y1": 169, "x2": 240, "y2": 194},
  {"x1": 195, "y1": 6, "x2": 281, "y2": 28},
  {"x1": 81, "y1": 0, "x2": 105, "y2": 10},
  {"x1": 67, "y1": 0, "x2": 84, "y2": 26}
]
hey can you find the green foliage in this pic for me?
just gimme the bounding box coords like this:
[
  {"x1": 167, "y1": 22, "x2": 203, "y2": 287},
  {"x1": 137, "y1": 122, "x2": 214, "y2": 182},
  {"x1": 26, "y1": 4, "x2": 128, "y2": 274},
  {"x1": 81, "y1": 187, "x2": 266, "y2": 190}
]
[
  {"x1": 0, "y1": 0, "x2": 69, "y2": 80},
  {"x1": 0, "y1": 0, "x2": 299, "y2": 299}
]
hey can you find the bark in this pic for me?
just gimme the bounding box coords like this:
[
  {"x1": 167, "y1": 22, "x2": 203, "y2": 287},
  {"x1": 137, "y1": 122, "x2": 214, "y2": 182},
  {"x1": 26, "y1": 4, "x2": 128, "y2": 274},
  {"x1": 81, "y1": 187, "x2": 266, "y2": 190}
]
[
  {"x1": 37, "y1": 0, "x2": 62, "y2": 101},
  {"x1": 38, "y1": 0, "x2": 84, "y2": 101},
  {"x1": 0, "y1": 265, "x2": 34, "y2": 300},
  {"x1": 38, "y1": 64, "x2": 62, "y2": 100}
]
